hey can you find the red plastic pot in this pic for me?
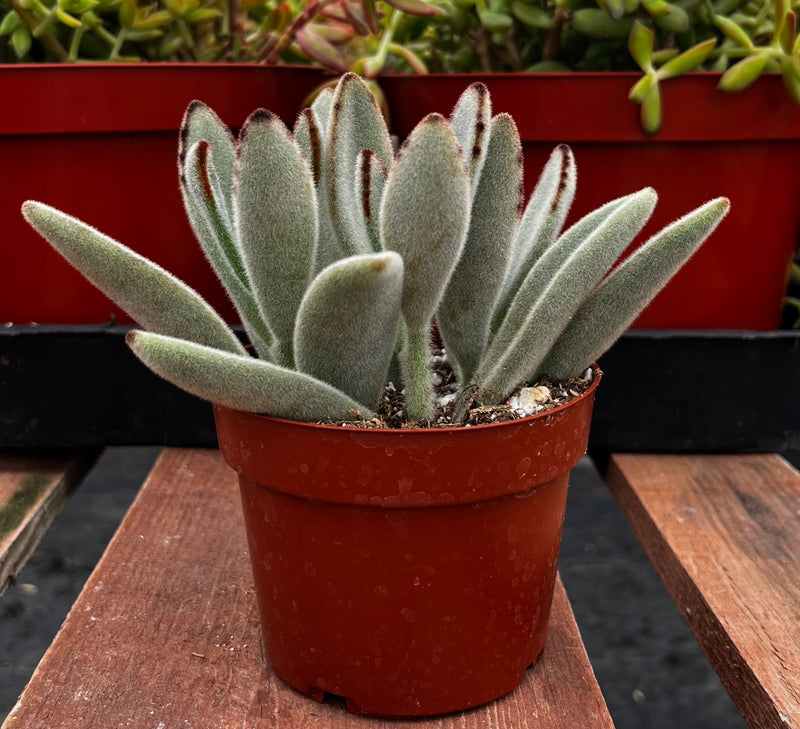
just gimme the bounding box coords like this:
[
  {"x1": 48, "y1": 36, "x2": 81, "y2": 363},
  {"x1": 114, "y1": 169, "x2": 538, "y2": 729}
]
[
  {"x1": 1, "y1": 63, "x2": 327, "y2": 325},
  {"x1": 214, "y1": 370, "x2": 601, "y2": 717},
  {"x1": 380, "y1": 72, "x2": 800, "y2": 330}
]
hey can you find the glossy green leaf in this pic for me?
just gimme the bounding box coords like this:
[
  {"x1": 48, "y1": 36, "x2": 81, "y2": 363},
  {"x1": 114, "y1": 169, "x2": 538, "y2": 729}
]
[
  {"x1": 651, "y1": 48, "x2": 678, "y2": 65},
  {"x1": 780, "y1": 10, "x2": 797, "y2": 55},
  {"x1": 511, "y1": 1, "x2": 552, "y2": 29},
  {"x1": 628, "y1": 20, "x2": 653, "y2": 70},
  {"x1": 629, "y1": 72, "x2": 655, "y2": 102},
  {"x1": 479, "y1": 9, "x2": 512, "y2": 31},
  {"x1": 719, "y1": 52, "x2": 769, "y2": 92},
  {"x1": 781, "y1": 54, "x2": 800, "y2": 105},
  {"x1": 386, "y1": 43, "x2": 429, "y2": 74},
  {"x1": 10, "y1": 24, "x2": 31, "y2": 57},
  {"x1": 572, "y1": 8, "x2": 634, "y2": 40},
  {"x1": 55, "y1": 6, "x2": 81, "y2": 27},
  {"x1": 117, "y1": 0, "x2": 135, "y2": 27},
  {"x1": 653, "y1": 4, "x2": 688, "y2": 33},
  {"x1": 713, "y1": 14, "x2": 753, "y2": 49},
  {"x1": 656, "y1": 38, "x2": 716, "y2": 79},
  {"x1": 599, "y1": 0, "x2": 626, "y2": 21},
  {"x1": 641, "y1": 0, "x2": 670, "y2": 16},
  {"x1": 185, "y1": 7, "x2": 222, "y2": 22},
  {"x1": 131, "y1": 9, "x2": 172, "y2": 29},
  {"x1": 0, "y1": 10, "x2": 21, "y2": 35},
  {"x1": 640, "y1": 83, "x2": 662, "y2": 136}
]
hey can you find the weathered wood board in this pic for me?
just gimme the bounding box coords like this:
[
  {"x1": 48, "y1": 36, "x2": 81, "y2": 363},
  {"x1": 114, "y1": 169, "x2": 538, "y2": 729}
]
[
  {"x1": 0, "y1": 450, "x2": 97, "y2": 599},
  {"x1": 607, "y1": 454, "x2": 800, "y2": 729},
  {"x1": 3, "y1": 448, "x2": 614, "y2": 729}
]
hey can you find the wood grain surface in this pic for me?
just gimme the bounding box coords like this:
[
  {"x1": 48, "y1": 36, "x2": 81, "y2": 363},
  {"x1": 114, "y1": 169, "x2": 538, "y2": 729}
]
[
  {"x1": 607, "y1": 454, "x2": 800, "y2": 729},
  {"x1": 3, "y1": 448, "x2": 614, "y2": 729},
  {"x1": 0, "y1": 450, "x2": 97, "y2": 599}
]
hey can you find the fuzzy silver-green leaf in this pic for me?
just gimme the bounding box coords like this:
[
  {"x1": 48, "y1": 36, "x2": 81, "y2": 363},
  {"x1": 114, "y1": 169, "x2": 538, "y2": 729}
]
[
  {"x1": 478, "y1": 188, "x2": 658, "y2": 402},
  {"x1": 127, "y1": 330, "x2": 366, "y2": 421},
  {"x1": 236, "y1": 109, "x2": 318, "y2": 367},
  {"x1": 295, "y1": 252, "x2": 403, "y2": 408},
  {"x1": 357, "y1": 149, "x2": 388, "y2": 253},
  {"x1": 179, "y1": 100, "x2": 236, "y2": 218},
  {"x1": 381, "y1": 113, "x2": 471, "y2": 330},
  {"x1": 22, "y1": 201, "x2": 245, "y2": 356},
  {"x1": 182, "y1": 141, "x2": 273, "y2": 357},
  {"x1": 449, "y1": 81, "x2": 491, "y2": 192},
  {"x1": 492, "y1": 144, "x2": 577, "y2": 334},
  {"x1": 326, "y1": 73, "x2": 393, "y2": 258},
  {"x1": 438, "y1": 113, "x2": 522, "y2": 384},
  {"x1": 381, "y1": 113, "x2": 471, "y2": 420},
  {"x1": 540, "y1": 197, "x2": 731, "y2": 379}
]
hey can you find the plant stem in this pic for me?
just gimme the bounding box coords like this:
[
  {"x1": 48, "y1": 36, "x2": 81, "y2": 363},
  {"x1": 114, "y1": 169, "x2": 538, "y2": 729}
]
[
  {"x1": 543, "y1": 5, "x2": 570, "y2": 62},
  {"x1": 362, "y1": 6, "x2": 399, "y2": 76},
  {"x1": 260, "y1": 0, "x2": 336, "y2": 65},
  {"x1": 7, "y1": 0, "x2": 68, "y2": 60},
  {"x1": 400, "y1": 323, "x2": 434, "y2": 422}
]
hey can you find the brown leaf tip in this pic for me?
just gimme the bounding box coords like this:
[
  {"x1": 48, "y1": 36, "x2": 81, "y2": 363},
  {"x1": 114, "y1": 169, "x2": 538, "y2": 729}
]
[
  {"x1": 239, "y1": 109, "x2": 277, "y2": 142},
  {"x1": 550, "y1": 144, "x2": 574, "y2": 213},
  {"x1": 194, "y1": 141, "x2": 215, "y2": 201}
]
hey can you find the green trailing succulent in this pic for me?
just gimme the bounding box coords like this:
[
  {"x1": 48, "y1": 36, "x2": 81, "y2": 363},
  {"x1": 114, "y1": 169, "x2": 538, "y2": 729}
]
[
  {"x1": 385, "y1": 0, "x2": 800, "y2": 134},
  {"x1": 23, "y1": 73, "x2": 729, "y2": 424},
  {"x1": 0, "y1": 0, "x2": 438, "y2": 64}
]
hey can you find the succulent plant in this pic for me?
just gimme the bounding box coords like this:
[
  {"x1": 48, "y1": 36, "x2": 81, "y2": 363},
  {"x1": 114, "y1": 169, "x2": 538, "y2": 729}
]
[
  {"x1": 384, "y1": 0, "x2": 800, "y2": 134},
  {"x1": 22, "y1": 73, "x2": 729, "y2": 424},
  {"x1": 0, "y1": 0, "x2": 436, "y2": 64}
]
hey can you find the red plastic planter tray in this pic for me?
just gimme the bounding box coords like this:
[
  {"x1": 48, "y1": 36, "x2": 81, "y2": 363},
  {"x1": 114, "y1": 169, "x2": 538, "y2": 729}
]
[{"x1": 1, "y1": 64, "x2": 326, "y2": 325}]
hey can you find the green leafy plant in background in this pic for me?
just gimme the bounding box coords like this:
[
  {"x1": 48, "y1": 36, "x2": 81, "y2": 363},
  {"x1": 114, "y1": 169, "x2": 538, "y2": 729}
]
[
  {"x1": 22, "y1": 73, "x2": 729, "y2": 424},
  {"x1": 385, "y1": 0, "x2": 800, "y2": 134},
  {"x1": 0, "y1": 0, "x2": 437, "y2": 63},
  {"x1": 784, "y1": 256, "x2": 800, "y2": 329}
]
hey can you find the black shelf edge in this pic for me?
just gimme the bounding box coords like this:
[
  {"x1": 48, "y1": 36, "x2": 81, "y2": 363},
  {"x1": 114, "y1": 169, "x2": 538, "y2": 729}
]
[{"x1": 2, "y1": 326, "x2": 799, "y2": 463}]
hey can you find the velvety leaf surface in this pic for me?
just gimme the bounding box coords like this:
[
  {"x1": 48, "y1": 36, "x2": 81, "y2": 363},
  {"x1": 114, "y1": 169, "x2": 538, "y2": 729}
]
[
  {"x1": 127, "y1": 331, "x2": 366, "y2": 421},
  {"x1": 295, "y1": 252, "x2": 403, "y2": 408},
  {"x1": 492, "y1": 144, "x2": 576, "y2": 335},
  {"x1": 438, "y1": 113, "x2": 522, "y2": 384},
  {"x1": 449, "y1": 81, "x2": 491, "y2": 192},
  {"x1": 22, "y1": 202, "x2": 245, "y2": 356},
  {"x1": 540, "y1": 197, "x2": 731, "y2": 379},
  {"x1": 236, "y1": 110, "x2": 318, "y2": 366},
  {"x1": 326, "y1": 73, "x2": 393, "y2": 258},
  {"x1": 479, "y1": 188, "x2": 658, "y2": 402}
]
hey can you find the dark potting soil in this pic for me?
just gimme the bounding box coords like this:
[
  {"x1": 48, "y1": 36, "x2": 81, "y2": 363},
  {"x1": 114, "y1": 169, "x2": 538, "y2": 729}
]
[{"x1": 321, "y1": 353, "x2": 596, "y2": 429}]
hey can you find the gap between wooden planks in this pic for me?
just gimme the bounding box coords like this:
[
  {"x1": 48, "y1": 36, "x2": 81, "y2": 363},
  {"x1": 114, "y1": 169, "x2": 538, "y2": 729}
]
[
  {"x1": 0, "y1": 450, "x2": 98, "y2": 599},
  {"x1": 3, "y1": 448, "x2": 614, "y2": 729},
  {"x1": 606, "y1": 453, "x2": 800, "y2": 729}
]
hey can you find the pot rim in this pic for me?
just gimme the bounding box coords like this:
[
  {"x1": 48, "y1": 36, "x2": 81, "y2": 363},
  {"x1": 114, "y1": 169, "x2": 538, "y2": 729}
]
[{"x1": 214, "y1": 364, "x2": 602, "y2": 436}]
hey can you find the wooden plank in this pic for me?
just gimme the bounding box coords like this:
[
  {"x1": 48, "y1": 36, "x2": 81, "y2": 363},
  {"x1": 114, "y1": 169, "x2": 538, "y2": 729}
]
[
  {"x1": 0, "y1": 450, "x2": 98, "y2": 599},
  {"x1": 606, "y1": 454, "x2": 800, "y2": 729},
  {"x1": 3, "y1": 448, "x2": 614, "y2": 729}
]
